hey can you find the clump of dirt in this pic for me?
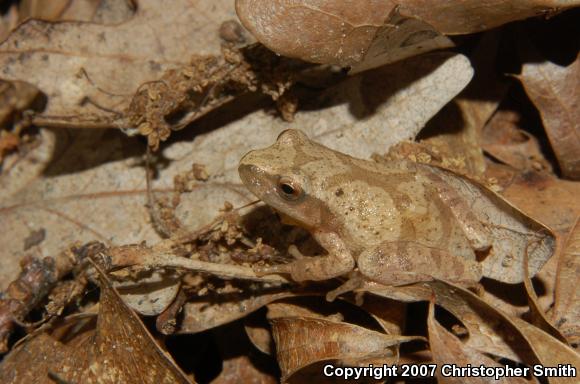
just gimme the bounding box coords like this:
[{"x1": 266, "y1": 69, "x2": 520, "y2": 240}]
[{"x1": 123, "y1": 44, "x2": 301, "y2": 149}]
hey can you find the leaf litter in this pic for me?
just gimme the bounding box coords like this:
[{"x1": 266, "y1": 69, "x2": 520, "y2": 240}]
[{"x1": 0, "y1": 1, "x2": 579, "y2": 383}]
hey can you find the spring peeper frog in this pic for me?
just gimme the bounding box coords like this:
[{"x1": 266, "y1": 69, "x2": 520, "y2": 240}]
[
  {"x1": 239, "y1": 130, "x2": 491, "y2": 292},
  {"x1": 239, "y1": 129, "x2": 493, "y2": 292}
]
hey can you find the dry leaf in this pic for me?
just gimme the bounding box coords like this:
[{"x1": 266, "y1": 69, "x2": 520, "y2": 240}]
[
  {"x1": 0, "y1": 1, "x2": 246, "y2": 291},
  {"x1": 419, "y1": 31, "x2": 508, "y2": 178},
  {"x1": 482, "y1": 109, "x2": 552, "y2": 173},
  {"x1": 518, "y1": 44, "x2": 580, "y2": 179},
  {"x1": 0, "y1": 51, "x2": 472, "y2": 290},
  {"x1": 217, "y1": 52, "x2": 472, "y2": 160},
  {"x1": 427, "y1": 299, "x2": 528, "y2": 384},
  {"x1": 0, "y1": 0, "x2": 234, "y2": 126},
  {"x1": 0, "y1": 332, "x2": 84, "y2": 384},
  {"x1": 257, "y1": 297, "x2": 401, "y2": 356},
  {"x1": 521, "y1": 239, "x2": 567, "y2": 343},
  {"x1": 114, "y1": 270, "x2": 181, "y2": 316},
  {"x1": 19, "y1": 0, "x2": 135, "y2": 24},
  {"x1": 365, "y1": 281, "x2": 539, "y2": 363},
  {"x1": 553, "y1": 218, "x2": 580, "y2": 345},
  {"x1": 512, "y1": 316, "x2": 580, "y2": 384},
  {"x1": 370, "y1": 279, "x2": 580, "y2": 382},
  {"x1": 236, "y1": 0, "x2": 395, "y2": 68},
  {"x1": 485, "y1": 168, "x2": 580, "y2": 318},
  {"x1": 0, "y1": 130, "x2": 157, "y2": 290},
  {"x1": 0, "y1": 266, "x2": 193, "y2": 383},
  {"x1": 270, "y1": 316, "x2": 421, "y2": 380},
  {"x1": 236, "y1": 0, "x2": 579, "y2": 67},
  {"x1": 348, "y1": 9, "x2": 453, "y2": 74},
  {"x1": 317, "y1": 52, "x2": 471, "y2": 156},
  {"x1": 248, "y1": 298, "x2": 355, "y2": 356},
  {"x1": 358, "y1": 294, "x2": 407, "y2": 336},
  {"x1": 424, "y1": 166, "x2": 555, "y2": 283},
  {"x1": 179, "y1": 291, "x2": 295, "y2": 334},
  {"x1": 237, "y1": 0, "x2": 452, "y2": 71},
  {"x1": 399, "y1": 0, "x2": 579, "y2": 34},
  {"x1": 496, "y1": 170, "x2": 580, "y2": 237},
  {"x1": 0, "y1": 128, "x2": 252, "y2": 291}
]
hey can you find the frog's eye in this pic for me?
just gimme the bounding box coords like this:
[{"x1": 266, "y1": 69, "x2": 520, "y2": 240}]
[{"x1": 277, "y1": 177, "x2": 303, "y2": 201}]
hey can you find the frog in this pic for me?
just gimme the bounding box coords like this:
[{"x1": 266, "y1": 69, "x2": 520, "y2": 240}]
[{"x1": 237, "y1": 129, "x2": 550, "y2": 297}]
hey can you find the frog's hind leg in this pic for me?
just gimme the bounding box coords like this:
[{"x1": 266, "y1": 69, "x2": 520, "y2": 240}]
[{"x1": 357, "y1": 241, "x2": 483, "y2": 286}]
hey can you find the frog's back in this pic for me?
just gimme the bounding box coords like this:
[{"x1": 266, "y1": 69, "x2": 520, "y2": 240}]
[{"x1": 310, "y1": 153, "x2": 474, "y2": 261}]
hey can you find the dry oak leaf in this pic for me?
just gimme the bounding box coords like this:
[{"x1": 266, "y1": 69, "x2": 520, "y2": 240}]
[
  {"x1": 427, "y1": 300, "x2": 528, "y2": 384},
  {"x1": 114, "y1": 270, "x2": 181, "y2": 316},
  {"x1": 482, "y1": 110, "x2": 553, "y2": 173},
  {"x1": 553, "y1": 217, "x2": 580, "y2": 345},
  {"x1": 203, "y1": 52, "x2": 473, "y2": 163},
  {"x1": 418, "y1": 31, "x2": 509, "y2": 179},
  {"x1": 0, "y1": 127, "x2": 256, "y2": 292},
  {"x1": 236, "y1": 0, "x2": 579, "y2": 68},
  {"x1": 486, "y1": 168, "x2": 580, "y2": 318},
  {"x1": 237, "y1": 0, "x2": 453, "y2": 72},
  {"x1": 374, "y1": 280, "x2": 580, "y2": 383},
  {"x1": 420, "y1": 165, "x2": 555, "y2": 284},
  {"x1": 178, "y1": 290, "x2": 296, "y2": 334},
  {"x1": 518, "y1": 49, "x2": 580, "y2": 179},
  {"x1": 366, "y1": 281, "x2": 540, "y2": 364},
  {"x1": 398, "y1": 0, "x2": 580, "y2": 35},
  {"x1": 495, "y1": 170, "x2": 580, "y2": 237},
  {"x1": 0, "y1": 267, "x2": 193, "y2": 384},
  {"x1": 0, "y1": 129, "x2": 161, "y2": 290},
  {"x1": 0, "y1": 0, "x2": 235, "y2": 127},
  {"x1": 511, "y1": 316, "x2": 580, "y2": 384},
  {"x1": 270, "y1": 316, "x2": 423, "y2": 381}
]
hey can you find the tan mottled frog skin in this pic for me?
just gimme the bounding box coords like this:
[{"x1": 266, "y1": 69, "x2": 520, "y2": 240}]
[
  {"x1": 239, "y1": 129, "x2": 490, "y2": 287},
  {"x1": 239, "y1": 130, "x2": 555, "y2": 291}
]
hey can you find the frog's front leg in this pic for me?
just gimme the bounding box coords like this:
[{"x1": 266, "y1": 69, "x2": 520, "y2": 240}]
[
  {"x1": 255, "y1": 230, "x2": 355, "y2": 282},
  {"x1": 357, "y1": 241, "x2": 482, "y2": 286}
]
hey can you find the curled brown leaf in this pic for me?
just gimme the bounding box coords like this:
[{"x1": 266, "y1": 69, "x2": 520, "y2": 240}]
[
  {"x1": 270, "y1": 316, "x2": 422, "y2": 380},
  {"x1": 553, "y1": 218, "x2": 580, "y2": 345},
  {"x1": 0, "y1": 263, "x2": 193, "y2": 383},
  {"x1": 236, "y1": 0, "x2": 579, "y2": 68},
  {"x1": 427, "y1": 299, "x2": 528, "y2": 384},
  {"x1": 518, "y1": 45, "x2": 580, "y2": 179}
]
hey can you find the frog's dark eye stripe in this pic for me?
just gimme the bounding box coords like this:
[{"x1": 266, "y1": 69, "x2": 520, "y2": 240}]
[{"x1": 278, "y1": 176, "x2": 303, "y2": 201}]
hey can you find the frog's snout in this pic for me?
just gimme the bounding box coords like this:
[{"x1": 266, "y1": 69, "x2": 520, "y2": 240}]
[{"x1": 238, "y1": 163, "x2": 260, "y2": 188}]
